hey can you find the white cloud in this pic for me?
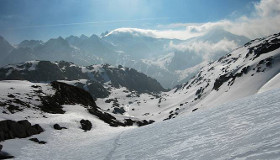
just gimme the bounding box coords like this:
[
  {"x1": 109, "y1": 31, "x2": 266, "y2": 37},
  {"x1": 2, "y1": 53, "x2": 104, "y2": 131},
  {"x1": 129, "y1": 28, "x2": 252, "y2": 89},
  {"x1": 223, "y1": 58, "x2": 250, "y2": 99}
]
[
  {"x1": 255, "y1": 0, "x2": 280, "y2": 17},
  {"x1": 108, "y1": 0, "x2": 280, "y2": 41},
  {"x1": 169, "y1": 39, "x2": 238, "y2": 61},
  {"x1": 106, "y1": 27, "x2": 203, "y2": 40},
  {"x1": 173, "y1": 0, "x2": 280, "y2": 39}
]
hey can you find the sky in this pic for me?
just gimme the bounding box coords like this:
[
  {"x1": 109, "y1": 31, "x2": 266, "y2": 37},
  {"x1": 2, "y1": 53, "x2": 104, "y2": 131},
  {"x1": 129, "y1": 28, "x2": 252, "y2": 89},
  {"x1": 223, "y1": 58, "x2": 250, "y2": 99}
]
[{"x1": 0, "y1": 0, "x2": 279, "y2": 44}]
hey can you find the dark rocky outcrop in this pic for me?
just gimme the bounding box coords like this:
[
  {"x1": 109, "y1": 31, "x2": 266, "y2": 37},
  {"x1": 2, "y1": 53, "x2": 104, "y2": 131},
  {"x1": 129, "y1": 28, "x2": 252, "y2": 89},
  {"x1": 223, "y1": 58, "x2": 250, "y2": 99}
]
[
  {"x1": 80, "y1": 119, "x2": 92, "y2": 131},
  {"x1": 192, "y1": 108, "x2": 198, "y2": 112},
  {"x1": 0, "y1": 120, "x2": 44, "y2": 142},
  {"x1": 88, "y1": 107, "x2": 154, "y2": 127},
  {"x1": 53, "y1": 124, "x2": 67, "y2": 130},
  {"x1": 246, "y1": 34, "x2": 280, "y2": 59},
  {"x1": 112, "y1": 107, "x2": 125, "y2": 115},
  {"x1": 0, "y1": 61, "x2": 165, "y2": 97},
  {"x1": 39, "y1": 81, "x2": 98, "y2": 114},
  {"x1": 136, "y1": 120, "x2": 155, "y2": 127},
  {"x1": 29, "y1": 138, "x2": 47, "y2": 144}
]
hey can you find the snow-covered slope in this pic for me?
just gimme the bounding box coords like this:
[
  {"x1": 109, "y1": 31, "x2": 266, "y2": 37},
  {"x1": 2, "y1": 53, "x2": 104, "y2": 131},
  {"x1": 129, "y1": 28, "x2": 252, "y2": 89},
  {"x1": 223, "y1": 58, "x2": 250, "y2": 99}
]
[
  {"x1": 0, "y1": 32, "x2": 280, "y2": 122},
  {"x1": 157, "y1": 32, "x2": 280, "y2": 118},
  {"x1": 2, "y1": 86, "x2": 280, "y2": 159},
  {"x1": 0, "y1": 61, "x2": 167, "y2": 121}
]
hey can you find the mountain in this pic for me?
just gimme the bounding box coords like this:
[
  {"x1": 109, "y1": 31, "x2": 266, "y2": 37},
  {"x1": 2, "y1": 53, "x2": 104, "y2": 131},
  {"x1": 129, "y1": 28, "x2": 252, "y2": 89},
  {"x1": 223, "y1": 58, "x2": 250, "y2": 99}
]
[
  {"x1": 1, "y1": 32, "x2": 279, "y2": 122},
  {"x1": 103, "y1": 28, "x2": 251, "y2": 88},
  {"x1": 0, "y1": 28, "x2": 252, "y2": 88},
  {"x1": 0, "y1": 36, "x2": 14, "y2": 65},
  {"x1": 18, "y1": 40, "x2": 43, "y2": 49},
  {"x1": 1, "y1": 76, "x2": 280, "y2": 159},
  {"x1": 0, "y1": 60, "x2": 165, "y2": 95},
  {"x1": 1, "y1": 32, "x2": 280, "y2": 159},
  {"x1": 103, "y1": 28, "x2": 175, "y2": 59},
  {"x1": 158, "y1": 32, "x2": 280, "y2": 118}
]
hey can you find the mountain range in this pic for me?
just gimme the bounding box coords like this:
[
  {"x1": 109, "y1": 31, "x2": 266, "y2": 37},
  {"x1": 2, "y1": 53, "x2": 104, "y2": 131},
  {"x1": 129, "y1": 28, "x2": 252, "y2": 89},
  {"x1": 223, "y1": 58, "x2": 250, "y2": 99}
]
[
  {"x1": 0, "y1": 28, "x2": 250, "y2": 88},
  {"x1": 0, "y1": 32, "x2": 279, "y2": 122},
  {"x1": 0, "y1": 30, "x2": 280, "y2": 159}
]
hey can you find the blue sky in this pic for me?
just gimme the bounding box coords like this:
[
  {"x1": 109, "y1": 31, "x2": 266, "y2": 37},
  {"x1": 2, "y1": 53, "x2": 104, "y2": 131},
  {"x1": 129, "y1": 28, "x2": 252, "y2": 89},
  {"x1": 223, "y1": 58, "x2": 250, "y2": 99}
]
[{"x1": 0, "y1": 0, "x2": 275, "y2": 43}]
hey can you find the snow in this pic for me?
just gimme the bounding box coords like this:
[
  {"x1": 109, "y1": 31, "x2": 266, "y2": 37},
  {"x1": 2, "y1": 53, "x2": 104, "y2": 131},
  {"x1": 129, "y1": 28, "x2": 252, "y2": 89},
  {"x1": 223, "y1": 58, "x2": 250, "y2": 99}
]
[
  {"x1": 2, "y1": 88, "x2": 280, "y2": 159},
  {"x1": 0, "y1": 80, "x2": 55, "y2": 119},
  {"x1": 1, "y1": 105, "x2": 133, "y2": 160},
  {"x1": 258, "y1": 72, "x2": 280, "y2": 93},
  {"x1": 3, "y1": 61, "x2": 39, "y2": 73},
  {"x1": 108, "y1": 89, "x2": 280, "y2": 159},
  {"x1": 0, "y1": 32, "x2": 280, "y2": 159}
]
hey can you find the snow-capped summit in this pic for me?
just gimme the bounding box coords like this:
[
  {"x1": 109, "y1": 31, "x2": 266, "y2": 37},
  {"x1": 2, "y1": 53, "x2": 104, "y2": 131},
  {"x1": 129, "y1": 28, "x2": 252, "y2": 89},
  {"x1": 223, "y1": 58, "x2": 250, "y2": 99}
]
[{"x1": 104, "y1": 28, "x2": 158, "y2": 38}]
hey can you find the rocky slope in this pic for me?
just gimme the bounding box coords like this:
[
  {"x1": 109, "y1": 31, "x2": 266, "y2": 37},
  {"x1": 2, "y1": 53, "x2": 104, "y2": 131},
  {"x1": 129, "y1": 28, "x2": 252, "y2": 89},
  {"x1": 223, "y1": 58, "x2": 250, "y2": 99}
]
[
  {"x1": 0, "y1": 61, "x2": 165, "y2": 98},
  {"x1": 158, "y1": 32, "x2": 280, "y2": 119}
]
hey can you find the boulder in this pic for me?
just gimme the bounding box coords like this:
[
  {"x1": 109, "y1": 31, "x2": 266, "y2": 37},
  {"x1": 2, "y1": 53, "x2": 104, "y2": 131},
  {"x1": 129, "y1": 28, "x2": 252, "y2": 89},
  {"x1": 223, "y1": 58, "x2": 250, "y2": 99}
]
[
  {"x1": 26, "y1": 127, "x2": 39, "y2": 136},
  {"x1": 192, "y1": 108, "x2": 198, "y2": 112},
  {"x1": 53, "y1": 124, "x2": 62, "y2": 130},
  {"x1": 0, "y1": 132, "x2": 4, "y2": 141},
  {"x1": 33, "y1": 124, "x2": 44, "y2": 133},
  {"x1": 18, "y1": 120, "x2": 31, "y2": 128},
  {"x1": 0, "y1": 121, "x2": 8, "y2": 133},
  {"x1": 29, "y1": 138, "x2": 47, "y2": 144},
  {"x1": 80, "y1": 119, "x2": 92, "y2": 131},
  {"x1": 53, "y1": 124, "x2": 67, "y2": 130},
  {"x1": 0, "y1": 120, "x2": 44, "y2": 141},
  {"x1": 7, "y1": 120, "x2": 27, "y2": 138}
]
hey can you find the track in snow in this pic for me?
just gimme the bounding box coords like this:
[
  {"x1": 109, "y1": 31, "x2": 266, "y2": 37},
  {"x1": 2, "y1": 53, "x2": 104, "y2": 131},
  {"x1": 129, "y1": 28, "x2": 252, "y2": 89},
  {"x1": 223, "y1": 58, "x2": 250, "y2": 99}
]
[{"x1": 104, "y1": 131, "x2": 124, "y2": 160}]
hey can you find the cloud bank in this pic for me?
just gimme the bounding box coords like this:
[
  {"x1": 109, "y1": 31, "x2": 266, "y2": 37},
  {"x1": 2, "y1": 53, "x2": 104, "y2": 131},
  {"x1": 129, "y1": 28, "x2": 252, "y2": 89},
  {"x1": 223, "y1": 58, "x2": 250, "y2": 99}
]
[
  {"x1": 169, "y1": 39, "x2": 239, "y2": 61},
  {"x1": 108, "y1": 0, "x2": 280, "y2": 40}
]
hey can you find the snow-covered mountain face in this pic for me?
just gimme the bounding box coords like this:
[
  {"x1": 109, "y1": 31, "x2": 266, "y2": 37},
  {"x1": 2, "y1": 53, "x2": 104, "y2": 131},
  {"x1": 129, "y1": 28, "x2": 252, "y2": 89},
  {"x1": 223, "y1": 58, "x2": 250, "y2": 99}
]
[
  {"x1": 102, "y1": 28, "x2": 250, "y2": 88},
  {"x1": 0, "y1": 60, "x2": 172, "y2": 121},
  {"x1": 158, "y1": 32, "x2": 280, "y2": 119},
  {"x1": 0, "y1": 32, "x2": 279, "y2": 122},
  {"x1": 2, "y1": 81, "x2": 280, "y2": 159},
  {"x1": 0, "y1": 28, "x2": 250, "y2": 88},
  {"x1": 1, "y1": 32, "x2": 280, "y2": 159}
]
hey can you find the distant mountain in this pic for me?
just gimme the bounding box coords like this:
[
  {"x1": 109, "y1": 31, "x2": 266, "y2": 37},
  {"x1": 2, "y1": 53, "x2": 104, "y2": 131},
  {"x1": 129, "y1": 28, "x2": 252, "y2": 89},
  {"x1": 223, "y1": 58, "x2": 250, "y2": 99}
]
[
  {"x1": 0, "y1": 28, "x2": 252, "y2": 88},
  {"x1": 0, "y1": 36, "x2": 14, "y2": 65},
  {"x1": 18, "y1": 40, "x2": 43, "y2": 49},
  {"x1": 0, "y1": 61, "x2": 165, "y2": 97},
  {"x1": 65, "y1": 34, "x2": 118, "y2": 64},
  {"x1": 103, "y1": 28, "x2": 175, "y2": 59},
  {"x1": 0, "y1": 32, "x2": 279, "y2": 123}
]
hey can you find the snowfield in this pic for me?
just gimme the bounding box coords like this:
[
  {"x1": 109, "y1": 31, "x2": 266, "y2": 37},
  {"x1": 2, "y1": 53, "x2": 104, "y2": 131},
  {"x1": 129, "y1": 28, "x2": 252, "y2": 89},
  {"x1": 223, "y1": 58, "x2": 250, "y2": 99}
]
[{"x1": 2, "y1": 88, "x2": 280, "y2": 159}]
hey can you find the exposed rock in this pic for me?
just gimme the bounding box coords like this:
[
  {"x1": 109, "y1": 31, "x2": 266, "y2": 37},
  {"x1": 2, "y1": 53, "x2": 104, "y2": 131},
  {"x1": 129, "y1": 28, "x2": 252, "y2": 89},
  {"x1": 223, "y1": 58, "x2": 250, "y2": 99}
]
[
  {"x1": 136, "y1": 120, "x2": 155, "y2": 127},
  {"x1": 38, "y1": 81, "x2": 98, "y2": 114},
  {"x1": 80, "y1": 119, "x2": 92, "y2": 131},
  {"x1": 112, "y1": 107, "x2": 125, "y2": 115},
  {"x1": 29, "y1": 138, "x2": 47, "y2": 144},
  {"x1": 0, "y1": 120, "x2": 44, "y2": 142},
  {"x1": 192, "y1": 108, "x2": 198, "y2": 112},
  {"x1": 53, "y1": 124, "x2": 67, "y2": 130}
]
